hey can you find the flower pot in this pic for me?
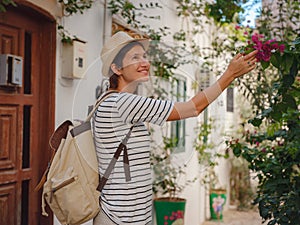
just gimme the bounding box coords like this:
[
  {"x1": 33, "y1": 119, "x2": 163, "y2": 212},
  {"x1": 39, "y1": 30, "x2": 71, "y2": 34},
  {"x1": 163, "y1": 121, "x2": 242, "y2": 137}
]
[
  {"x1": 209, "y1": 189, "x2": 226, "y2": 220},
  {"x1": 154, "y1": 197, "x2": 186, "y2": 225}
]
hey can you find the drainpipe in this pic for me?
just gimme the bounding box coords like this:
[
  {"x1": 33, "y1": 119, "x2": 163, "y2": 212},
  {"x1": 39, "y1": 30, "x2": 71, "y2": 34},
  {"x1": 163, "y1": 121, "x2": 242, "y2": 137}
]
[
  {"x1": 102, "y1": 0, "x2": 107, "y2": 45},
  {"x1": 95, "y1": 0, "x2": 110, "y2": 98},
  {"x1": 102, "y1": 0, "x2": 112, "y2": 45}
]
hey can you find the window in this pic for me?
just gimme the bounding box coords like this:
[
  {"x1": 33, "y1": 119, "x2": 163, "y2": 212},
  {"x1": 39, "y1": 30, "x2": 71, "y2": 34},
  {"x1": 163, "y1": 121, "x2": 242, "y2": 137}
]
[{"x1": 171, "y1": 76, "x2": 186, "y2": 153}]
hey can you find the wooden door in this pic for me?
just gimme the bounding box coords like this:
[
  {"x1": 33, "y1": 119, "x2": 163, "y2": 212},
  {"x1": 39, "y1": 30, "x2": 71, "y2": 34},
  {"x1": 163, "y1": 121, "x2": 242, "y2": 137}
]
[{"x1": 0, "y1": 4, "x2": 55, "y2": 225}]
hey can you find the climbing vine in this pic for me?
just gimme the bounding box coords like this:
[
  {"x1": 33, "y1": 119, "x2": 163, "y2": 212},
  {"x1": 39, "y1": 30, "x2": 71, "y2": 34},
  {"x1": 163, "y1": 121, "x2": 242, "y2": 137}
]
[
  {"x1": 58, "y1": 0, "x2": 94, "y2": 16},
  {"x1": 0, "y1": 0, "x2": 16, "y2": 12}
]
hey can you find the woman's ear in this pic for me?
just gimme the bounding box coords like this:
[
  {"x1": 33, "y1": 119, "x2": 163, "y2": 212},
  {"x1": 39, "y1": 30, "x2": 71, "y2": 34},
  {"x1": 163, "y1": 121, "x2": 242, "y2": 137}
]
[{"x1": 110, "y1": 63, "x2": 122, "y2": 76}]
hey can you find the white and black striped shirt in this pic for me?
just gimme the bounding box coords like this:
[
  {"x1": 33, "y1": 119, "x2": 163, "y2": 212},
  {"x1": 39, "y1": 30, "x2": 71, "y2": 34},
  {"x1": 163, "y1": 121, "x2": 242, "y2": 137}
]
[{"x1": 93, "y1": 92, "x2": 174, "y2": 224}]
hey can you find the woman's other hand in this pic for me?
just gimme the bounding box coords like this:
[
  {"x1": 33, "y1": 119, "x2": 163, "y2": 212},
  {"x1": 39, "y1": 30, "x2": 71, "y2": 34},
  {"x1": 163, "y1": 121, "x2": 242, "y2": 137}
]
[{"x1": 225, "y1": 50, "x2": 258, "y2": 79}]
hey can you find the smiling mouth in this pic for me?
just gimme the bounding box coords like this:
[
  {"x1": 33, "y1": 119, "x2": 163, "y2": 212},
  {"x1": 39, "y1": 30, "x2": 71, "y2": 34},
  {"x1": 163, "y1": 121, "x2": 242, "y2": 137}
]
[{"x1": 139, "y1": 70, "x2": 149, "y2": 75}]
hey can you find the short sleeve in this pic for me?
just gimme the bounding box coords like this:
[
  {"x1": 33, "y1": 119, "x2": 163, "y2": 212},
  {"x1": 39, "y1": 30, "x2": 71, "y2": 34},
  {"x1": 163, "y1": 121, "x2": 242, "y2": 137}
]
[{"x1": 115, "y1": 92, "x2": 174, "y2": 126}]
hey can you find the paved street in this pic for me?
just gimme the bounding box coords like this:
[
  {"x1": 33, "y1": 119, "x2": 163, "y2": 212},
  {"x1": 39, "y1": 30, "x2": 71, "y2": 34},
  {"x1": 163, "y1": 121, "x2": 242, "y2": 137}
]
[{"x1": 201, "y1": 209, "x2": 263, "y2": 225}]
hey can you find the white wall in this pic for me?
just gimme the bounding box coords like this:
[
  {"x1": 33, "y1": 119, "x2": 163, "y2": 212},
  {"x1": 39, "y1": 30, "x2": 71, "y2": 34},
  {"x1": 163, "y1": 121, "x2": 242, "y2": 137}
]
[
  {"x1": 54, "y1": 1, "x2": 106, "y2": 225},
  {"x1": 55, "y1": 0, "x2": 106, "y2": 125},
  {"x1": 132, "y1": 1, "x2": 206, "y2": 224},
  {"x1": 29, "y1": 0, "x2": 234, "y2": 224}
]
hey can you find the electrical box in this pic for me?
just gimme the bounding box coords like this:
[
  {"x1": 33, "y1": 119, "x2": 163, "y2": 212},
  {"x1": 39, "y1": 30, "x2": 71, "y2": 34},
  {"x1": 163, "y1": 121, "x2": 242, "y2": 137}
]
[
  {"x1": 0, "y1": 54, "x2": 23, "y2": 86},
  {"x1": 62, "y1": 39, "x2": 87, "y2": 79}
]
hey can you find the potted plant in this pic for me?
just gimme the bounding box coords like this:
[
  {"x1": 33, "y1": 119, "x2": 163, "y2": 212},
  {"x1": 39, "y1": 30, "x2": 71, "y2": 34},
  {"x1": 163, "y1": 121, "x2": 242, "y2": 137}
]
[
  {"x1": 151, "y1": 137, "x2": 194, "y2": 225},
  {"x1": 206, "y1": 169, "x2": 227, "y2": 221}
]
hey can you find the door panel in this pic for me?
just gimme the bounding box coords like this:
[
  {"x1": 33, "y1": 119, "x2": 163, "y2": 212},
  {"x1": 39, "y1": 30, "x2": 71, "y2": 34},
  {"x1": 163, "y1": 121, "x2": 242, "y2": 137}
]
[
  {"x1": 0, "y1": 4, "x2": 55, "y2": 225},
  {"x1": 0, "y1": 24, "x2": 19, "y2": 54},
  {"x1": 0, "y1": 105, "x2": 17, "y2": 169},
  {"x1": 0, "y1": 183, "x2": 17, "y2": 225},
  {"x1": 0, "y1": 25, "x2": 18, "y2": 54}
]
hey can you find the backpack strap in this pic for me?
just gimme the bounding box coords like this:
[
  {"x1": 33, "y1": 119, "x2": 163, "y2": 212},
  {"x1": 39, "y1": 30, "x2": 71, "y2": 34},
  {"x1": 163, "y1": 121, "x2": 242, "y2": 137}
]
[
  {"x1": 85, "y1": 90, "x2": 118, "y2": 122},
  {"x1": 97, "y1": 125, "x2": 134, "y2": 192},
  {"x1": 90, "y1": 90, "x2": 134, "y2": 191},
  {"x1": 35, "y1": 91, "x2": 117, "y2": 192},
  {"x1": 34, "y1": 120, "x2": 72, "y2": 192}
]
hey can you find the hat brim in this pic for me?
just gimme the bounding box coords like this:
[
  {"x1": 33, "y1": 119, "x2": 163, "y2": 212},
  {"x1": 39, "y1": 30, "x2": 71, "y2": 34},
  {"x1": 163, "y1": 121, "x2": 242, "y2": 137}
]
[{"x1": 101, "y1": 38, "x2": 150, "y2": 78}]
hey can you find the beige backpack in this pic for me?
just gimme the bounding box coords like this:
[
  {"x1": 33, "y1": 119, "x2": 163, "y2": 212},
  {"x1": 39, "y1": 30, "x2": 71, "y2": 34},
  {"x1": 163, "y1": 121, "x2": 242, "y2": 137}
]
[
  {"x1": 41, "y1": 119, "x2": 100, "y2": 225},
  {"x1": 35, "y1": 91, "x2": 132, "y2": 225}
]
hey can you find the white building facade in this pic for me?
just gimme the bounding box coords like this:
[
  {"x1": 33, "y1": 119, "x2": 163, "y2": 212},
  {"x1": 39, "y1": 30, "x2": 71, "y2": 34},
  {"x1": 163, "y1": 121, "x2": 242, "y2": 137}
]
[{"x1": 0, "y1": 1, "x2": 237, "y2": 225}]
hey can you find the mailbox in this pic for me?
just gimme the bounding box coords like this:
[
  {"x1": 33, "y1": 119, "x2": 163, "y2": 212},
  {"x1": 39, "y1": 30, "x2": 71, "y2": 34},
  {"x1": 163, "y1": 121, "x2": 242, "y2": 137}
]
[
  {"x1": 0, "y1": 54, "x2": 23, "y2": 86},
  {"x1": 62, "y1": 39, "x2": 87, "y2": 79}
]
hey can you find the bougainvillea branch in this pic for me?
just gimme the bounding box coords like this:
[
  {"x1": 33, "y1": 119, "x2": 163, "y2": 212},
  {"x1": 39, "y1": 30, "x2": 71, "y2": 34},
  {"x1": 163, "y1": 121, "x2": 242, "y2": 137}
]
[{"x1": 246, "y1": 33, "x2": 285, "y2": 62}]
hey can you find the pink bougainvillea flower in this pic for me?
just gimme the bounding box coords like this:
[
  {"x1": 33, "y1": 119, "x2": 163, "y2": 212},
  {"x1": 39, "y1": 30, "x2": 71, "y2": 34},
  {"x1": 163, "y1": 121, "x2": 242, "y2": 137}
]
[
  {"x1": 246, "y1": 33, "x2": 285, "y2": 62},
  {"x1": 265, "y1": 38, "x2": 276, "y2": 44},
  {"x1": 253, "y1": 42, "x2": 263, "y2": 51},
  {"x1": 251, "y1": 33, "x2": 259, "y2": 43},
  {"x1": 272, "y1": 43, "x2": 279, "y2": 49},
  {"x1": 279, "y1": 44, "x2": 285, "y2": 53}
]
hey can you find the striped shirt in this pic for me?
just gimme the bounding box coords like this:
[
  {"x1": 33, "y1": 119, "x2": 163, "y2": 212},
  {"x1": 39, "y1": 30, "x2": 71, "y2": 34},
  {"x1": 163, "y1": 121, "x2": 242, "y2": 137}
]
[{"x1": 93, "y1": 92, "x2": 174, "y2": 224}]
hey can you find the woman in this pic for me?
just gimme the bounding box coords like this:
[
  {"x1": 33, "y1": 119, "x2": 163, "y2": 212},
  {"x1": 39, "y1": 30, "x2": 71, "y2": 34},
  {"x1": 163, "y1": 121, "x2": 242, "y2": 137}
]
[{"x1": 93, "y1": 31, "x2": 257, "y2": 225}]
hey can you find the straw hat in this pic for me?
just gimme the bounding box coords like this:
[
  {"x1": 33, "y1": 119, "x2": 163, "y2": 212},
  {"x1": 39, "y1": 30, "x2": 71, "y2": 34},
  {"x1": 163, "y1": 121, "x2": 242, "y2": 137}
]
[{"x1": 100, "y1": 31, "x2": 150, "y2": 77}]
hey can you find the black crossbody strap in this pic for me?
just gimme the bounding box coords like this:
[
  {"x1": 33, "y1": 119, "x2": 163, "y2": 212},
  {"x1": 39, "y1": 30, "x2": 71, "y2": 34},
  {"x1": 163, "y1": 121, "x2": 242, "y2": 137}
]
[{"x1": 97, "y1": 126, "x2": 134, "y2": 192}]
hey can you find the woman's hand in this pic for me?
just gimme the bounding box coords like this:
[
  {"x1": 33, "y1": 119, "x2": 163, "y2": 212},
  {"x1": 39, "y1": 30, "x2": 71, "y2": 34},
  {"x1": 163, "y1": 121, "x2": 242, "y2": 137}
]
[
  {"x1": 167, "y1": 50, "x2": 258, "y2": 121},
  {"x1": 225, "y1": 50, "x2": 258, "y2": 79}
]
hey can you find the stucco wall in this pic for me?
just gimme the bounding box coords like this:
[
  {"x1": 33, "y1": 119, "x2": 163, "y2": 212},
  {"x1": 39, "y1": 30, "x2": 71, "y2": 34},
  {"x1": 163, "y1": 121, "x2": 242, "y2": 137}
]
[
  {"x1": 24, "y1": 0, "x2": 234, "y2": 224},
  {"x1": 25, "y1": 0, "x2": 62, "y2": 18},
  {"x1": 55, "y1": 1, "x2": 107, "y2": 126},
  {"x1": 54, "y1": 3, "x2": 107, "y2": 225}
]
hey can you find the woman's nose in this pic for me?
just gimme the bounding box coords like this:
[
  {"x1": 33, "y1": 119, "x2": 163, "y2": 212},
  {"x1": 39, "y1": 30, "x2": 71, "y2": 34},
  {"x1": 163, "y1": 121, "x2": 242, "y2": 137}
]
[{"x1": 140, "y1": 57, "x2": 150, "y2": 66}]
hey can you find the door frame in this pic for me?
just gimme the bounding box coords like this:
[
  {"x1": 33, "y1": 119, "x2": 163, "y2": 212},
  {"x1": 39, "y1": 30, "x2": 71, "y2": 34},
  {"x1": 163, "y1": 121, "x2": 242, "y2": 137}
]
[
  {"x1": 9, "y1": 2, "x2": 56, "y2": 224},
  {"x1": 36, "y1": 12, "x2": 56, "y2": 225}
]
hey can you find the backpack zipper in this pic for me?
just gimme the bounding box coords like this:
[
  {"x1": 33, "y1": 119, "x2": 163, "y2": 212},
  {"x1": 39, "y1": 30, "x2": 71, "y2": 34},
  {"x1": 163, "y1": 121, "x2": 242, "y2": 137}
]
[{"x1": 50, "y1": 177, "x2": 76, "y2": 203}]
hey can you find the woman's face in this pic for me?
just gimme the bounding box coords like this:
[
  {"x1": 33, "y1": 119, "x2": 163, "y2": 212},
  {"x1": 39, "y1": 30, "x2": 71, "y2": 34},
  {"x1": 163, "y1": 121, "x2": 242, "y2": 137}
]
[{"x1": 119, "y1": 44, "x2": 150, "y2": 84}]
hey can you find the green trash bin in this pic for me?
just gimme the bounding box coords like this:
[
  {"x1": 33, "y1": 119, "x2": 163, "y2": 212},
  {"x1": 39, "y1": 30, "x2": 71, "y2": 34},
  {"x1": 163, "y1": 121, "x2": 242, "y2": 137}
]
[
  {"x1": 209, "y1": 189, "x2": 227, "y2": 220},
  {"x1": 154, "y1": 197, "x2": 186, "y2": 225}
]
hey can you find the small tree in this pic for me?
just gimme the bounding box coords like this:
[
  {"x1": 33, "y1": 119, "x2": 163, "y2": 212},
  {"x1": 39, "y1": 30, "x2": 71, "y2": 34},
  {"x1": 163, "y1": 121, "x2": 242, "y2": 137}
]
[
  {"x1": 227, "y1": 34, "x2": 300, "y2": 225},
  {"x1": 151, "y1": 137, "x2": 195, "y2": 199}
]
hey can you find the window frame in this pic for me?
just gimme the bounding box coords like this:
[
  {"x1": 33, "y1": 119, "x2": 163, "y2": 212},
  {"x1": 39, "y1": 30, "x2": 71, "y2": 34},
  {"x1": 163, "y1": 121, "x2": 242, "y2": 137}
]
[{"x1": 171, "y1": 75, "x2": 187, "y2": 153}]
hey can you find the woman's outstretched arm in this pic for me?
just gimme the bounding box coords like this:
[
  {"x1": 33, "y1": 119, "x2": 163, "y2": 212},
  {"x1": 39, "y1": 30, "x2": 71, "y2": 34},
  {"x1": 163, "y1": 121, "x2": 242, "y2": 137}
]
[{"x1": 167, "y1": 50, "x2": 258, "y2": 121}]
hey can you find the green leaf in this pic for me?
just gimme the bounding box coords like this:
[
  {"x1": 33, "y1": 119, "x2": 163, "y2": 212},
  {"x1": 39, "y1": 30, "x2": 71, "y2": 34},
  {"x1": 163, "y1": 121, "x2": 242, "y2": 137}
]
[
  {"x1": 283, "y1": 94, "x2": 297, "y2": 110},
  {"x1": 260, "y1": 202, "x2": 271, "y2": 218},
  {"x1": 261, "y1": 61, "x2": 270, "y2": 70},
  {"x1": 283, "y1": 54, "x2": 294, "y2": 73},
  {"x1": 249, "y1": 118, "x2": 262, "y2": 127},
  {"x1": 289, "y1": 59, "x2": 299, "y2": 77},
  {"x1": 0, "y1": 4, "x2": 5, "y2": 12},
  {"x1": 270, "y1": 53, "x2": 281, "y2": 69},
  {"x1": 270, "y1": 107, "x2": 282, "y2": 121},
  {"x1": 270, "y1": 102, "x2": 288, "y2": 121},
  {"x1": 282, "y1": 74, "x2": 295, "y2": 88},
  {"x1": 233, "y1": 146, "x2": 241, "y2": 157}
]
